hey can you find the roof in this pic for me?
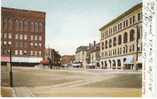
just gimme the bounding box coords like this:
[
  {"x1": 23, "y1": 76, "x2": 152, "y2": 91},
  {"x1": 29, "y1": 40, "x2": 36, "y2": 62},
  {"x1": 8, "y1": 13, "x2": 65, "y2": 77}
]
[
  {"x1": 76, "y1": 46, "x2": 88, "y2": 53},
  {"x1": 99, "y1": 3, "x2": 142, "y2": 31}
]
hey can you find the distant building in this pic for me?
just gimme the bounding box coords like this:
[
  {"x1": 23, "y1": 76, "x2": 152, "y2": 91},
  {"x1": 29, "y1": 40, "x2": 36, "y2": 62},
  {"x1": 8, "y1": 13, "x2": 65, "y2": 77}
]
[
  {"x1": 1, "y1": 7, "x2": 46, "y2": 66},
  {"x1": 99, "y1": 3, "x2": 142, "y2": 70},
  {"x1": 88, "y1": 41, "x2": 100, "y2": 69},
  {"x1": 44, "y1": 48, "x2": 61, "y2": 66},
  {"x1": 75, "y1": 46, "x2": 88, "y2": 69},
  {"x1": 61, "y1": 55, "x2": 75, "y2": 65}
]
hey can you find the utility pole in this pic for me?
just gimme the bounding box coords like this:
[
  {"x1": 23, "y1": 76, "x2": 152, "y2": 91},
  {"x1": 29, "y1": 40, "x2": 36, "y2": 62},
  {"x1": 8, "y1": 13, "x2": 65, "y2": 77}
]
[{"x1": 9, "y1": 48, "x2": 13, "y2": 87}]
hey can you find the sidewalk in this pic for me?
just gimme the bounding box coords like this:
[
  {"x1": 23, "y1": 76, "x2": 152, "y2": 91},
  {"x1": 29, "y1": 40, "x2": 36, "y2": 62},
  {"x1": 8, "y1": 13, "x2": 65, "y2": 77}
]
[{"x1": 13, "y1": 87, "x2": 34, "y2": 97}]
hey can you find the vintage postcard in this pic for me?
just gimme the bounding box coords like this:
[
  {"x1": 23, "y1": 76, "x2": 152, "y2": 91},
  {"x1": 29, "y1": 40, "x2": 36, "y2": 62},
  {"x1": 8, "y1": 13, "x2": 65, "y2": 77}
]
[{"x1": 1, "y1": 0, "x2": 157, "y2": 98}]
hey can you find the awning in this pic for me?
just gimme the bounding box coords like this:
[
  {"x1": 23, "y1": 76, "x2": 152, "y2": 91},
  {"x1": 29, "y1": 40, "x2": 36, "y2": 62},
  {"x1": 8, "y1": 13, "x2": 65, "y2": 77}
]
[
  {"x1": 123, "y1": 56, "x2": 134, "y2": 64},
  {"x1": 40, "y1": 60, "x2": 49, "y2": 65},
  {"x1": 136, "y1": 56, "x2": 142, "y2": 64},
  {"x1": 1, "y1": 56, "x2": 10, "y2": 62}
]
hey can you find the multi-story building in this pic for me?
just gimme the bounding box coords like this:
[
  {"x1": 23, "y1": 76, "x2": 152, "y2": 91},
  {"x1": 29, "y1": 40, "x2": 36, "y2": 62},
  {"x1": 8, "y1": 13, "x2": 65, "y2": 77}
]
[
  {"x1": 44, "y1": 48, "x2": 61, "y2": 66},
  {"x1": 75, "y1": 46, "x2": 88, "y2": 69},
  {"x1": 99, "y1": 3, "x2": 142, "y2": 70},
  {"x1": 1, "y1": 7, "x2": 46, "y2": 66},
  {"x1": 88, "y1": 41, "x2": 100, "y2": 69},
  {"x1": 61, "y1": 55, "x2": 75, "y2": 65}
]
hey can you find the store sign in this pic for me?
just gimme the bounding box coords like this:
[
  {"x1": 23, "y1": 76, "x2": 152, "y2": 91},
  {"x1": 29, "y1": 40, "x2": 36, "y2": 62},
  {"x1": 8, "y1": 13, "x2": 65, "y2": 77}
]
[
  {"x1": 12, "y1": 57, "x2": 42, "y2": 63},
  {"x1": 1, "y1": 56, "x2": 10, "y2": 62}
]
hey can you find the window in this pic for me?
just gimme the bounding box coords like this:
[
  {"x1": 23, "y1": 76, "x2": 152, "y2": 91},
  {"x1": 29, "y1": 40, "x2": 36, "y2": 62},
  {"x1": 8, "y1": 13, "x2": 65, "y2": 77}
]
[
  {"x1": 113, "y1": 37, "x2": 117, "y2": 46},
  {"x1": 105, "y1": 40, "x2": 107, "y2": 49},
  {"x1": 123, "y1": 21, "x2": 125, "y2": 28},
  {"x1": 119, "y1": 23, "x2": 122, "y2": 30},
  {"x1": 39, "y1": 22, "x2": 43, "y2": 32},
  {"x1": 118, "y1": 35, "x2": 122, "y2": 45},
  {"x1": 39, "y1": 43, "x2": 42, "y2": 47},
  {"x1": 3, "y1": 18, "x2": 8, "y2": 31},
  {"x1": 126, "y1": 20, "x2": 128, "y2": 27},
  {"x1": 39, "y1": 51, "x2": 41, "y2": 56},
  {"x1": 24, "y1": 42, "x2": 27, "y2": 48},
  {"x1": 35, "y1": 22, "x2": 38, "y2": 32},
  {"x1": 20, "y1": 20, "x2": 23, "y2": 31},
  {"x1": 39, "y1": 36, "x2": 42, "y2": 41},
  {"x1": 102, "y1": 42, "x2": 104, "y2": 50},
  {"x1": 8, "y1": 33, "x2": 12, "y2": 39},
  {"x1": 15, "y1": 20, "x2": 19, "y2": 31},
  {"x1": 130, "y1": 29, "x2": 135, "y2": 41},
  {"x1": 133, "y1": 16, "x2": 135, "y2": 24},
  {"x1": 19, "y1": 50, "x2": 23, "y2": 55},
  {"x1": 30, "y1": 43, "x2": 33, "y2": 46},
  {"x1": 3, "y1": 41, "x2": 7, "y2": 45},
  {"x1": 130, "y1": 17, "x2": 132, "y2": 25},
  {"x1": 24, "y1": 35, "x2": 27, "y2": 40},
  {"x1": 20, "y1": 34, "x2": 23, "y2": 40},
  {"x1": 31, "y1": 22, "x2": 34, "y2": 32},
  {"x1": 4, "y1": 33, "x2": 7, "y2": 39},
  {"x1": 35, "y1": 35, "x2": 38, "y2": 40},
  {"x1": 15, "y1": 42, "x2": 18, "y2": 48},
  {"x1": 24, "y1": 20, "x2": 28, "y2": 32},
  {"x1": 109, "y1": 39, "x2": 112, "y2": 48},
  {"x1": 123, "y1": 32, "x2": 128, "y2": 43},
  {"x1": 31, "y1": 35, "x2": 33, "y2": 40},
  {"x1": 8, "y1": 19, "x2": 13, "y2": 31},
  {"x1": 138, "y1": 13, "x2": 141, "y2": 21},
  {"x1": 20, "y1": 42, "x2": 23, "y2": 48},
  {"x1": 31, "y1": 51, "x2": 33, "y2": 55},
  {"x1": 15, "y1": 34, "x2": 18, "y2": 39},
  {"x1": 15, "y1": 50, "x2": 18, "y2": 55},
  {"x1": 8, "y1": 41, "x2": 12, "y2": 45}
]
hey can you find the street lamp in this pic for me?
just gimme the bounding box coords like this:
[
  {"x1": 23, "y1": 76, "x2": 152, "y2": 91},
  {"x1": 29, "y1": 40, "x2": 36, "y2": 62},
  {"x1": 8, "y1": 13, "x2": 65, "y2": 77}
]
[{"x1": 8, "y1": 46, "x2": 13, "y2": 87}]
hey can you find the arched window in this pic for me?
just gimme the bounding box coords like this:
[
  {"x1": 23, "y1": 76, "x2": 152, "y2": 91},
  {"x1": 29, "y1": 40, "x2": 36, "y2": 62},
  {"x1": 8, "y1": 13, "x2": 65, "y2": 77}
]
[
  {"x1": 3, "y1": 18, "x2": 8, "y2": 31},
  {"x1": 126, "y1": 45, "x2": 128, "y2": 53},
  {"x1": 118, "y1": 35, "x2": 122, "y2": 45},
  {"x1": 117, "y1": 59, "x2": 121, "y2": 66},
  {"x1": 15, "y1": 20, "x2": 19, "y2": 31},
  {"x1": 19, "y1": 20, "x2": 23, "y2": 31},
  {"x1": 113, "y1": 37, "x2": 117, "y2": 46},
  {"x1": 123, "y1": 32, "x2": 128, "y2": 43},
  {"x1": 130, "y1": 29, "x2": 135, "y2": 41},
  {"x1": 8, "y1": 18, "x2": 13, "y2": 31},
  {"x1": 105, "y1": 40, "x2": 108, "y2": 49},
  {"x1": 31, "y1": 22, "x2": 34, "y2": 32},
  {"x1": 39, "y1": 22, "x2": 43, "y2": 32},
  {"x1": 109, "y1": 39, "x2": 112, "y2": 48},
  {"x1": 35, "y1": 22, "x2": 38, "y2": 32},
  {"x1": 24, "y1": 20, "x2": 28, "y2": 32},
  {"x1": 123, "y1": 47, "x2": 125, "y2": 54}
]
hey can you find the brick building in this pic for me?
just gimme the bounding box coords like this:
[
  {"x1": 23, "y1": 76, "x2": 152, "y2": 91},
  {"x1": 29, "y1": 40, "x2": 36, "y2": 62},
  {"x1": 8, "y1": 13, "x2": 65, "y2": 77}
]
[
  {"x1": 44, "y1": 48, "x2": 61, "y2": 67},
  {"x1": 1, "y1": 7, "x2": 46, "y2": 66},
  {"x1": 61, "y1": 55, "x2": 75, "y2": 65}
]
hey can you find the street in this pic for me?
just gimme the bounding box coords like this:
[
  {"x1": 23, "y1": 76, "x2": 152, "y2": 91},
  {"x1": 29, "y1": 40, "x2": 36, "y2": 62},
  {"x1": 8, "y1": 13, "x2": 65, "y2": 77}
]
[{"x1": 1, "y1": 66, "x2": 142, "y2": 97}]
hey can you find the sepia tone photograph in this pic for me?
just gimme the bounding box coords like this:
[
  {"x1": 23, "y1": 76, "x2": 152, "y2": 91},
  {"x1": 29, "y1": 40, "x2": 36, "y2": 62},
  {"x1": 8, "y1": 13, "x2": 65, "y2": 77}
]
[{"x1": 1, "y1": 0, "x2": 144, "y2": 97}]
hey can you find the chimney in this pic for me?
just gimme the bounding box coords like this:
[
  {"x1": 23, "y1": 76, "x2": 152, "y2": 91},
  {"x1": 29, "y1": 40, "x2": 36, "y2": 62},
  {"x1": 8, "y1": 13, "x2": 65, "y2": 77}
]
[{"x1": 93, "y1": 40, "x2": 96, "y2": 47}]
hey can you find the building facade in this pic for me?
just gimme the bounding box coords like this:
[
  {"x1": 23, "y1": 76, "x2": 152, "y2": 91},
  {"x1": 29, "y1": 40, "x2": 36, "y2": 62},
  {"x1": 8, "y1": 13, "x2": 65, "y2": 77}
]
[
  {"x1": 75, "y1": 46, "x2": 88, "y2": 69},
  {"x1": 44, "y1": 48, "x2": 61, "y2": 66},
  {"x1": 99, "y1": 3, "x2": 142, "y2": 70},
  {"x1": 88, "y1": 41, "x2": 100, "y2": 69},
  {"x1": 1, "y1": 7, "x2": 46, "y2": 65},
  {"x1": 61, "y1": 55, "x2": 75, "y2": 65}
]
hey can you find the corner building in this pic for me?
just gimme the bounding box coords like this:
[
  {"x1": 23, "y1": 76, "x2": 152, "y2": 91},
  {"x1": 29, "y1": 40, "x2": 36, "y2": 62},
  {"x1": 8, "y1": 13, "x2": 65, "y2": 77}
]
[
  {"x1": 99, "y1": 3, "x2": 142, "y2": 70},
  {"x1": 1, "y1": 7, "x2": 45, "y2": 66}
]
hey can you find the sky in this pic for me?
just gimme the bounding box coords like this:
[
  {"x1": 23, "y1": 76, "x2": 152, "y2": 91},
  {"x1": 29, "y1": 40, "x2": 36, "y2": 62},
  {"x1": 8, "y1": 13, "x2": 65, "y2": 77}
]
[{"x1": 1, "y1": 0, "x2": 142, "y2": 55}]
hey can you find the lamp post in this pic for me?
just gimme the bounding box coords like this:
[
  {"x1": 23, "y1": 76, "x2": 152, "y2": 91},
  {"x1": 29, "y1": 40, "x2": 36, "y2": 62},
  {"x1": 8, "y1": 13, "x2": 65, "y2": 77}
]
[{"x1": 9, "y1": 47, "x2": 13, "y2": 87}]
